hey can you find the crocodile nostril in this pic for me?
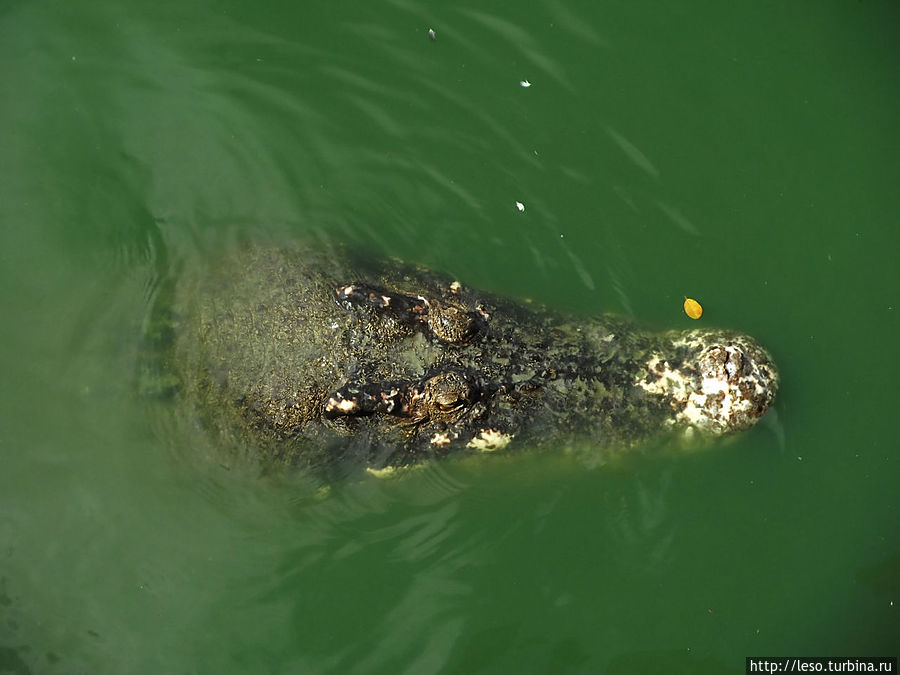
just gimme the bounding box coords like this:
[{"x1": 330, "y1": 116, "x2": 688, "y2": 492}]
[{"x1": 723, "y1": 351, "x2": 740, "y2": 380}]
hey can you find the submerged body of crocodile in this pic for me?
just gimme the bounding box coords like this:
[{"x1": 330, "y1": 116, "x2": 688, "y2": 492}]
[{"x1": 167, "y1": 242, "x2": 778, "y2": 475}]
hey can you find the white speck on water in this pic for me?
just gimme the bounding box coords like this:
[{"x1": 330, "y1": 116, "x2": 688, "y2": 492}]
[
  {"x1": 520, "y1": 80, "x2": 531, "y2": 87},
  {"x1": 515, "y1": 201, "x2": 525, "y2": 212}
]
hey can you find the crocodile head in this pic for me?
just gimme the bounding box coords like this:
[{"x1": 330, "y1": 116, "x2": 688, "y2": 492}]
[
  {"x1": 172, "y1": 243, "x2": 779, "y2": 475},
  {"x1": 319, "y1": 278, "x2": 779, "y2": 468}
]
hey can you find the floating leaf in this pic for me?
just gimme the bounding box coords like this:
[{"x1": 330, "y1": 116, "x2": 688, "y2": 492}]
[{"x1": 683, "y1": 297, "x2": 703, "y2": 319}]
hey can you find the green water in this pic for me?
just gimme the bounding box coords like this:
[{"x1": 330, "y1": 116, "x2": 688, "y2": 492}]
[{"x1": 2, "y1": 1, "x2": 898, "y2": 672}]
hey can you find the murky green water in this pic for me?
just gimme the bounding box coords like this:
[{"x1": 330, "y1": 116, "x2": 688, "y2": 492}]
[{"x1": 2, "y1": 1, "x2": 898, "y2": 673}]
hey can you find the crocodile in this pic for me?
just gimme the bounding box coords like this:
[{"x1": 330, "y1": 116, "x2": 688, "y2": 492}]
[{"x1": 163, "y1": 241, "x2": 778, "y2": 477}]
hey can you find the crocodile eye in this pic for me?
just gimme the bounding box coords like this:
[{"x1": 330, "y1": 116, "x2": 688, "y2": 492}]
[
  {"x1": 436, "y1": 391, "x2": 464, "y2": 412},
  {"x1": 427, "y1": 305, "x2": 479, "y2": 344},
  {"x1": 424, "y1": 372, "x2": 475, "y2": 415}
]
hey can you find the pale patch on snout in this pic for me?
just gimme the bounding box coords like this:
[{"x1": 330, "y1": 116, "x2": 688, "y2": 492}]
[
  {"x1": 636, "y1": 330, "x2": 777, "y2": 434},
  {"x1": 466, "y1": 429, "x2": 514, "y2": 451}
]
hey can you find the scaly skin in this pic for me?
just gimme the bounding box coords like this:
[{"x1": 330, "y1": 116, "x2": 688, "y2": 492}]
[{"x1": 167, "y1": 242, "x2": 778, "y2": 475}]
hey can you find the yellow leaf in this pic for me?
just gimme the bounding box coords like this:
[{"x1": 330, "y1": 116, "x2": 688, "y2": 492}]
[{"x1": 683, "y1": 297, "x2": 703, "y2": 320}]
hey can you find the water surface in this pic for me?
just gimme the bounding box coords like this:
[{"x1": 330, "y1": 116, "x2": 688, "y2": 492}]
[{"x1": 1, "y1": 1, "x2": 898, "y2": 672}]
